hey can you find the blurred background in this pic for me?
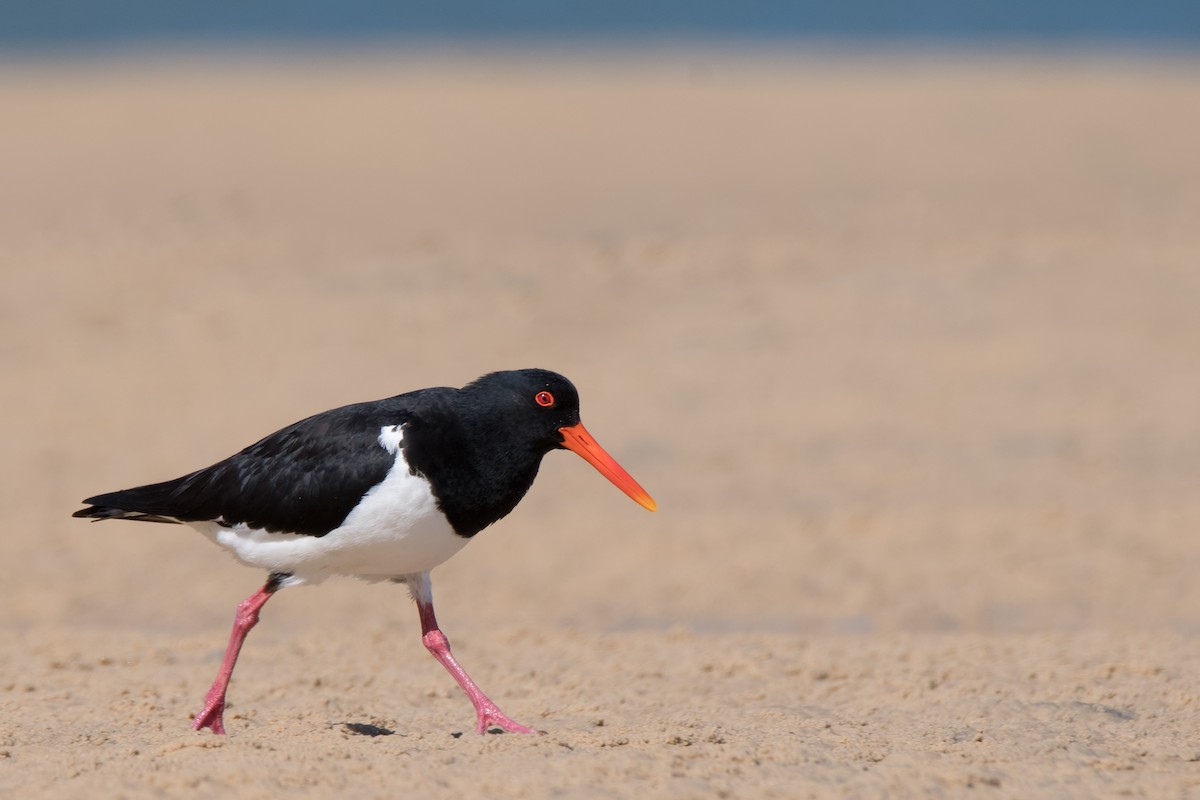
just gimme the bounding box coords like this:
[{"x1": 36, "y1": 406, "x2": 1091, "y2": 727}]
[
  {"x1": 3, "y1": 1, "x2": 1199, "y2": 48},
  {"x1": 3, "y1": 2, "x2": 1199, "y2": 644}
]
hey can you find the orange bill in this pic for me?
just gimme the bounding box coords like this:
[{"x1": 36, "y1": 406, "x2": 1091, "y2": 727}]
[{"x1": 558, "y1": 422, "x2": 657, "y2": 512}]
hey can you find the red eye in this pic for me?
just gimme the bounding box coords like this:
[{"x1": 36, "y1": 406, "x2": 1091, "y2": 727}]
[{"x1": 535, "y1": 391, "x2": 555, "y2": 407}]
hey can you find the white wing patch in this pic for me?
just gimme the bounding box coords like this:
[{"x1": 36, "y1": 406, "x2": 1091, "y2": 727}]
[{"x1": 378, "y1": 424, "x2": 404, "y2": 455}]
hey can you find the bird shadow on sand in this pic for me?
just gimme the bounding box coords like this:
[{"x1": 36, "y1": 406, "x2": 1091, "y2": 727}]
[
  {"x1": 341, "y1": 722, "x2": 397, "y2": 737},
  {"x1": 338, "y1": 722, "x2": 515, "y2": 737}
]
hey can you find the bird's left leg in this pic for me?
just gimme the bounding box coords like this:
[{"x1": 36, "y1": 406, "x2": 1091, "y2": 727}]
[
  {"x1": 402, "y1": 572, "x2": 539, "y2": 735},
  {"x1": 192, "y1": 572, "x2": 287, "y2": 734}
]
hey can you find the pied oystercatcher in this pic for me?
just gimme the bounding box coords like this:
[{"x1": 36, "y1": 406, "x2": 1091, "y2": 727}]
[{"x1": 73, "y1": 369, "x2": 656, "y2": 735}]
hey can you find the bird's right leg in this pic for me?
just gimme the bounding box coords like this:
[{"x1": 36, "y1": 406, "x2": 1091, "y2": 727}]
[{"x1": 402, "y1": 572, "x2": 539, "y2": 735}]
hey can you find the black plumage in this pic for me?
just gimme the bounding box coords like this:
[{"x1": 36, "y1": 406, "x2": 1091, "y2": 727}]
[{"x1": 74, "y1": 370, "x2": 585, "y2": 538}]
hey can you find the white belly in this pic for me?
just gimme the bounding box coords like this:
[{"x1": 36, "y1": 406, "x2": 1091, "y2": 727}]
[{"x1": 194, "y1": 444, "x2": 469, "y2": 585}]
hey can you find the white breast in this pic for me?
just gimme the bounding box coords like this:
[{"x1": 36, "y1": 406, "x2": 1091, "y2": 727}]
[{"x1": 194, "y1": 425, "x2": 469, "y2": 585}]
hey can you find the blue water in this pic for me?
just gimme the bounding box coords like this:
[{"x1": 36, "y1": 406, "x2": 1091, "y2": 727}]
[{"x1": 1, "y1": 1, "x2": 1198, "y2": 50}]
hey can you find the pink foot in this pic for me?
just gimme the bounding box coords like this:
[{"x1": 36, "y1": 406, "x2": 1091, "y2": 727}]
[
  {"x1": 192, "y1": 694, "x2": 227, "y2": 735},
  {"x1": 473, "y1": 698, "x2": 539, "y2": 735}
]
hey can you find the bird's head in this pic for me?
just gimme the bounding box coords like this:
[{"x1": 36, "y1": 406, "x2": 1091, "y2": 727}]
[{"x1": 464, "y1": 369, "x2": 657, "y2": 512}]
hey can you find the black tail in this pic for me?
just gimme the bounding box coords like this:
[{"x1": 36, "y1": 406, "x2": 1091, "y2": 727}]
[
  {"x1": 72, "y1": 506, "x2": 183, "y2": 524},
  {"x1": 73, "y1": 479, "x2": 193, "y2": 525}
]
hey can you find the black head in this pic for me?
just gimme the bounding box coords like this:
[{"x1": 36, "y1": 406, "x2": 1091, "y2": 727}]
[
  {"x1": 459, "y1": 369, "x2": 583, "y2": 452},
  {"x1": 460, "y1": 368, "x2": 656, "y2": 511}
]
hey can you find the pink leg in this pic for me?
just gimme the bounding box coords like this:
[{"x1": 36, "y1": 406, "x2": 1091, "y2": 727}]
[
  {"x1": 407, "y1": 573, "x2": 538, "y2": 735},
  {"x1": 192, "y1": 583, "x2": 275, "y2": 734}
]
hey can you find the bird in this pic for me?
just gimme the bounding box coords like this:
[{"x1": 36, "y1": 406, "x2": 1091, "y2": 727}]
[{"x1": 73, "y1": 368, "x2": 656, "y2": 735}]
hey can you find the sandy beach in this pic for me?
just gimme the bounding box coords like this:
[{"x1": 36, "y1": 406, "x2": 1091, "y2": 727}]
[{"x1": 2, "y1": 49, "x2": 1199, "y2": 797}]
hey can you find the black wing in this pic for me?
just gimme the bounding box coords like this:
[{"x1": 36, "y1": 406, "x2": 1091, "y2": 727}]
[{"x1": 73, "y1": 400, "x2": 419, "y2": 536}]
